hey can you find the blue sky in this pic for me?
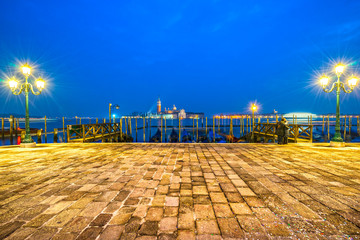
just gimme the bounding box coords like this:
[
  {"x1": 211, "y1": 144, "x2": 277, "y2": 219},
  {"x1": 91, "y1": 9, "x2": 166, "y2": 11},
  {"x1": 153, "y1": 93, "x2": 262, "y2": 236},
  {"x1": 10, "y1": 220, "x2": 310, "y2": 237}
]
[{"x1": 1, "y1": 0, "x2": 360, "y2": 117}]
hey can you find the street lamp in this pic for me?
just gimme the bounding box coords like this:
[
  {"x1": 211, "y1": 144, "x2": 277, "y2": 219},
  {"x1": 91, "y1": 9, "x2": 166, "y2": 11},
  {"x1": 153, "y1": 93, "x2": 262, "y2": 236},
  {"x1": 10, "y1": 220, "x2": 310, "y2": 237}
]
[
  {"x1": 251, "y1": 103, "x2": 257, "y2": 142},
  {"x1": 109, "y1": 103, "x2": 119, "y2": 123},
  {"x1": 319, "y1": 62, "x2": 358, "y2": 147},
  {"x1": 7, "y1": 63, "x2": 46, "y2": 147}
]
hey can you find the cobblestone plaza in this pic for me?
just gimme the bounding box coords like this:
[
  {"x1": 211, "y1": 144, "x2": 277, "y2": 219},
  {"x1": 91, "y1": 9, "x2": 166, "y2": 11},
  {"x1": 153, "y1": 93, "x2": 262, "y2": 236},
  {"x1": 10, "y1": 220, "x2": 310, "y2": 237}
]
[{"x1": 0, "y1": 143, "x2": 360, "y2": 239}]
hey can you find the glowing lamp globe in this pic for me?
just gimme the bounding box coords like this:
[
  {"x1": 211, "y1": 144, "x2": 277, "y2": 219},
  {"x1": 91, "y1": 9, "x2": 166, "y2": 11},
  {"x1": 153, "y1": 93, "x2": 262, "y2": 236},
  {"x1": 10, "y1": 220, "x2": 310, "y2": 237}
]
[
  {"x1": 36, "y1": 78, "x2": 45, "y2": 90},
  {"x1": 9, "y1": 78, "x2": 18, "y2": 89},
  {"x1": 335, "y1": 64, "x2": 345, "y2": 74},
  {"x1": 251, "y1": 105, "x2": 257, "y2": 111},
  {"x1": 320, "y1": 75, "x2": 329, "y2": 87},
  {"x1": 22, "y1": 64, "x2": 31, "y2": 76},
  {"x1": 348, "y1": 76, "x2": 358, "y2": 88}
]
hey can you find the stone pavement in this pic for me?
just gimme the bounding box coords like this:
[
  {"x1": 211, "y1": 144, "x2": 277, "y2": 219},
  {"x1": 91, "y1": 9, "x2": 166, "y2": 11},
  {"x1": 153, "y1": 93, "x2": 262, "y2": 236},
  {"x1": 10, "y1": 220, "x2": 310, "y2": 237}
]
[{"x1": 0, "y1": 143, "x2": 360, "y2": 240}]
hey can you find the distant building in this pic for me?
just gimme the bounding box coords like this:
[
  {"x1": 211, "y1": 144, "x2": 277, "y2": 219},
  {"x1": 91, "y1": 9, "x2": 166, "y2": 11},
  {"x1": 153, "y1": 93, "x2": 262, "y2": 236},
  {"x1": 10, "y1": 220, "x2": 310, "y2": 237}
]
[{"x1": 156, "y1": 98, "x2": 204, "y2": 119}]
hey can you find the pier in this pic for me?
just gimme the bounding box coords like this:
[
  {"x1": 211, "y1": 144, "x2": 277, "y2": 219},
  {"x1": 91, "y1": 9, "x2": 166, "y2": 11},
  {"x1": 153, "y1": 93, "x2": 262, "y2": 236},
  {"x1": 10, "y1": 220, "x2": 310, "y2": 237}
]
[{"x1": 0, "y1": 143, "x2": 359, "y2": 239}]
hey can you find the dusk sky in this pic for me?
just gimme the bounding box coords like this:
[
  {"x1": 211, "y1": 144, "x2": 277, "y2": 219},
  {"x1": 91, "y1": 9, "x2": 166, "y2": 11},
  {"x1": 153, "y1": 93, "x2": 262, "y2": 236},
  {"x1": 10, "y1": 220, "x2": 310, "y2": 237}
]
[{"x1": 1, "y1": 0, "x2": 360, "y2": 118}]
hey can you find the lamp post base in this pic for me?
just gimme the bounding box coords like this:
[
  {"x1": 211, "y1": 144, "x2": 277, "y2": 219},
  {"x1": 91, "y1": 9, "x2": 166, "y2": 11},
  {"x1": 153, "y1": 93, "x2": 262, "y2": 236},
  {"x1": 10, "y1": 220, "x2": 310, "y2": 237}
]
[
  {"x1": 330, "y1": 141, "x2": 345, "y2": 148},
  {"x1": 20, "y1": 142, "x2": 36, "y2": 148}
]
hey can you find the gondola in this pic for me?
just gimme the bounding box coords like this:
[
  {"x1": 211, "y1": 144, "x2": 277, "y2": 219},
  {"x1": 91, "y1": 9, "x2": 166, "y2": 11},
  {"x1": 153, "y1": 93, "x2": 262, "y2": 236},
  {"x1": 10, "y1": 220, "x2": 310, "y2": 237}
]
[
  {"x1": 181, "y1": 129, "x2": 192, "y2": 143},
  {"x1": 208, "y1": 129, "x2": 226, "y2": 143},
  {"x1": 169, "y1": 128, "x2": 179, "y2": 143},
  {"x1": 150, "y1": 128, "x2": 162, "y2": 142}
]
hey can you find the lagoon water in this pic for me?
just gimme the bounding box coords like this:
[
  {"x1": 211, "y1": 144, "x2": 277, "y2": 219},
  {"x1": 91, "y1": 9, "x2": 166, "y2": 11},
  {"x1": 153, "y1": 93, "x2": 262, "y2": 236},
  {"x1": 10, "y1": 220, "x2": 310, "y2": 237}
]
[{"x1": 1, "y1": 117, "x2": 359, "y2": 146}]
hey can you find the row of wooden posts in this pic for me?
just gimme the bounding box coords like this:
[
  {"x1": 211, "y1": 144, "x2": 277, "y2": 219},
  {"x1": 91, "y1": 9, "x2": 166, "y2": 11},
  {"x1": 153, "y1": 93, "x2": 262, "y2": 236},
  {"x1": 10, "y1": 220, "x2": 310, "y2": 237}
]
[{"x1": 2, "y1": 114, "x2": 360, "y2": 144}]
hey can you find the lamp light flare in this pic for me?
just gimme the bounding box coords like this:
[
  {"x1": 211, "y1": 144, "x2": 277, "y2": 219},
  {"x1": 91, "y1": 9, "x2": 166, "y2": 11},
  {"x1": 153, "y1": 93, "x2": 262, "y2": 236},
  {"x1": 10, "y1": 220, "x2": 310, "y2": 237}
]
[
  {"x1": 22, "y1": 64, "x2": 31, "y2": 76},
  {"x1": 320, "y1": 75, "x2": 329, "y2": 87},
  {"x1": 36, "y1": 78, "x2": 45, "y2": 90},
  {"x1": 348, "y1": 76, "x2": 358, "y2": 87},
  {"x1": 251, "y1": 104, "x2": 257, "y2": 111},
  {"x1": 335, "y1": 63, "x2": 345, "y2": 74},
  {"x1": 9, "y1": 78, "x2": 18, "y2": 89}
]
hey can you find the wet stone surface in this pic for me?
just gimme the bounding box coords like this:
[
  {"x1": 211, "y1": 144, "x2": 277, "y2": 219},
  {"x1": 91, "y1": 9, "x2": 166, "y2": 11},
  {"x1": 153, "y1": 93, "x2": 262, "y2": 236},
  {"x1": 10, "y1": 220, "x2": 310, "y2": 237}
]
[{"x1": 0, "y1": 143, "x2": 360, "y2": 239}]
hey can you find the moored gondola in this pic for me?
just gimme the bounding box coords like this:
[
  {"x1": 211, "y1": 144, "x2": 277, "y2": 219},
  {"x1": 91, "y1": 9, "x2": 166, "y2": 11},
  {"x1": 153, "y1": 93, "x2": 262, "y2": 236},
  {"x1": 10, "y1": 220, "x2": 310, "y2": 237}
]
[
  {"x1": 150, "y1": 128, "x2": 161, "y2": 142},
  {"x1": 169, "y1": 128, "x2": 179, "y2": 143}
]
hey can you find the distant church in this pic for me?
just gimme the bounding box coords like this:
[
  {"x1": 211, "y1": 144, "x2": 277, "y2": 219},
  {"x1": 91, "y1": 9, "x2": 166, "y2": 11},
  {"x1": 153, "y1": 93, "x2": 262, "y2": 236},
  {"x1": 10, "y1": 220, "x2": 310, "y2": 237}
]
[{"x1": 156, "y1": 98, "x2": 204, "y2": 119}]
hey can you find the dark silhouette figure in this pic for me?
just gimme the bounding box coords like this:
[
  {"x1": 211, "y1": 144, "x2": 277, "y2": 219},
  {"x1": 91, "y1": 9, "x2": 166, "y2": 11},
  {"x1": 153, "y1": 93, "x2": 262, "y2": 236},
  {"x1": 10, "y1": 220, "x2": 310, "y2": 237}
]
[
  {"x1": 276, "y1": 121, "x2": 283, "y2": 144},
  {"x1": 281, "y1": 117, "x2": 289, "y2": 144}
]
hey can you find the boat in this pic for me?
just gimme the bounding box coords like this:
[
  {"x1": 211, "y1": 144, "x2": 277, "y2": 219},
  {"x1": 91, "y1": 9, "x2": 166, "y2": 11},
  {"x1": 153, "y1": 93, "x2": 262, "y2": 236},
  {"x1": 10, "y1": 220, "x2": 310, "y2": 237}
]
[
  {"x1": 150, "y1": 128, "x2": 161, "y2": 142},
  {"x1": 169, "y1": 128, "x2": 179, "y2": 143},
  {"x1": 181, "y1": 129, "x2": 192, "y2": 143},
  {"x1": 197, "y1": 130, "x2": 210, "y2": 143},
  {"x1": 208, "y1": 129, "x2": 226, "y2": 143}
]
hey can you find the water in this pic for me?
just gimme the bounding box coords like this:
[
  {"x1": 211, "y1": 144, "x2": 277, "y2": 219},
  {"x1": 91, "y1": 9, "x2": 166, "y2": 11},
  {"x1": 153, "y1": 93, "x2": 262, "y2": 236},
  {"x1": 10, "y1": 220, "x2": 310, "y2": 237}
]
[{"x1": 1, "y1": 116, "x2": 359, "y2": 146}]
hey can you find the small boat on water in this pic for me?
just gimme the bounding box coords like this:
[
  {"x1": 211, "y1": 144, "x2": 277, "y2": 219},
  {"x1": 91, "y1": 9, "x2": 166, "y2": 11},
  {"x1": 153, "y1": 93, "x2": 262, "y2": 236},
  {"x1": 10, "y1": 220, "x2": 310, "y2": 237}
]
[
  {"x1": 150, "y1": 128, "x2": 162, "y2": 142},
  {"x1": 169, "y1": 128, "x2": 179, "y2": 143},
  {"x1": 208, "y1": 129, "x2": 226, "y2": 143},
  {"x1": 181, "y1": 129, "x2": 192, "y2": 143},
  {"x1": 197, "y1": 130, "x2": 210, "y2": 143}
]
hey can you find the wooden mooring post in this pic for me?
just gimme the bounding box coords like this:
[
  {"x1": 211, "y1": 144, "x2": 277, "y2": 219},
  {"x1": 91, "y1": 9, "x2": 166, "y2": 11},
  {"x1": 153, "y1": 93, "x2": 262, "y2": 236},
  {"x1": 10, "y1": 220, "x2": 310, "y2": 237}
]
[
  {"x1": 349, "y1": 116, "x2": 352, "y2": 137},
  {"x1": 344, "y1": 115, "x2": 347, "y2": 139},
  {"x1": 205, "y1": 117, "x2": 208, "y2": 135},
  {"x1": 196, "y1": 118, "x2": 199, "y2": 142},
  {"x1": 79, "y1": 117, "x2": 81, "y2": 125},
  {"x1": 44, "y1": 116, "x2": 47, "y2": 143},
  {"x1": 9, "y1": 116, "x2": 13, "y2": 143},
  {"x1": 54, "y1": 128, "x2": 58, "y2": 143},
  {"x1": 178, "y1": 117, "x2": 181, "y2": 142},
  {"x1": 129, "y1": 118, "x2": 132, "y2": 136},
  {"x1": 213, "y1": 117, "x2": 215, "y2": 142},
  {"x1": 37, "y1": 130, "x2": 42, "y2": 143},
  {"x1": 124, "y1": 117, "x2": 128, "y2": 135},
  {"x1": 14, "y1": 118, "x2": 18, "y2": 138},
  {"x1": 327, "y1": 115, "x2": 330, "y2": 140},
  {"x1": 229, "y1": 117, "x2": 233, "y2": 137},
  {"x1": 63, "y1": 117, "x2": 65, "y2": 142},
  {"x1": 135, "y1": 118, "x2": 138, "y2": 142},
  {"x1": 149, "y1": 117, "x2": 151, "y2": 140},
  {"x1": 193, "y1": 118, "x2": 195, "y2": 138},
  {"x1": 143, "y1": 117, "x2": 145, "y2": 142},
  {"x1": 358, "y1": 116, "x2": 360, "y2": 135},
  {"x1": 1, "y1": 117, "x2": 4, "y2": 139},
  {"x1": 161, "y1": 117, "x2": 163, "y2": 143},
  {"x1": 164, "y1": 118, "x2": 167, "y2": 142},
  {"x1": 322, "y1": 116, "x2": 325, "y2": 134}
]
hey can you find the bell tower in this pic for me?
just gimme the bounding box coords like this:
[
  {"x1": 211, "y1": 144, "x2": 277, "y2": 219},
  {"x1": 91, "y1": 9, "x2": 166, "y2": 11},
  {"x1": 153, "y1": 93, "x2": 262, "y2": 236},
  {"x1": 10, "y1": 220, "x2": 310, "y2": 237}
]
[{"x1": 157, "y1": 97, "x2": 161, "y2": 114}]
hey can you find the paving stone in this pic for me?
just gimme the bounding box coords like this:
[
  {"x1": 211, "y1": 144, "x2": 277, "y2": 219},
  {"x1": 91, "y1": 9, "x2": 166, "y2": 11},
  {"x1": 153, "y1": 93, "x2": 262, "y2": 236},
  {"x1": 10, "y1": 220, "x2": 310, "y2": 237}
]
[
  {"x1": 0, "y1": 221, "x2": 25, "y2": 239},
  {"x1": 90, "y1": 213, "x2": 112, "y2": 226},
  {"x1": 178, "y1": 212, "x2": 195, "y2": 230},
  {"x1": 159, "y1": 217, "x2": 177, "y2": 233},
  {"x1": 139, "y1": 221, "x2": 159, "y2": 235},
  {"x1": 61, "y1": 216, "x2": 92, "y2": 233},
  {"x1": 5, "y1": 227, "x2": 36, "y2": 240},
  {"x1": 1, "y1": 143, "x2": 360, "y2": 239},
  {"x1": 217, "y1": 218, "x2": 244, "y2": 238},
  {"x1": 230, "y1": 202, "x2": 252, "y2": 215},
  {"x1": 98, "y1": 225, "x2": 124, "y2": 240},
  {"x1": 27, "y1": 226, "x2": 58, "y2": 240},
  {"x1": 77, "y1": 226, "x2": 102, "y2": 240},
  {"x1": 146, "y1": 207, "x2": 164, "y2": 221},
  {"x1": 196, "y1": 220, "x2": 220, "y2": 235},
  {"x1": 177, "y1": 230, "x2": 195, "y2": 240}
]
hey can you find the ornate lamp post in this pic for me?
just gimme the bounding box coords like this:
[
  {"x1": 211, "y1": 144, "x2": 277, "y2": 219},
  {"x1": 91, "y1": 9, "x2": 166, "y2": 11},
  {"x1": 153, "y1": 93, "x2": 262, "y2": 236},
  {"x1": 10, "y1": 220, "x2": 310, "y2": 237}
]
[
  {"x1": 251, "y1": 103, "x2": 257, "y2": 142},
  {"x1": 320, "y1": 63, "x2": 358, "y2": 147},
  {"x1": 109, "y1": 103, "x2": 119, "y2": 123},
  {"x1": 8, "y1": 63, "x2": 46, "y2": 147}
]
